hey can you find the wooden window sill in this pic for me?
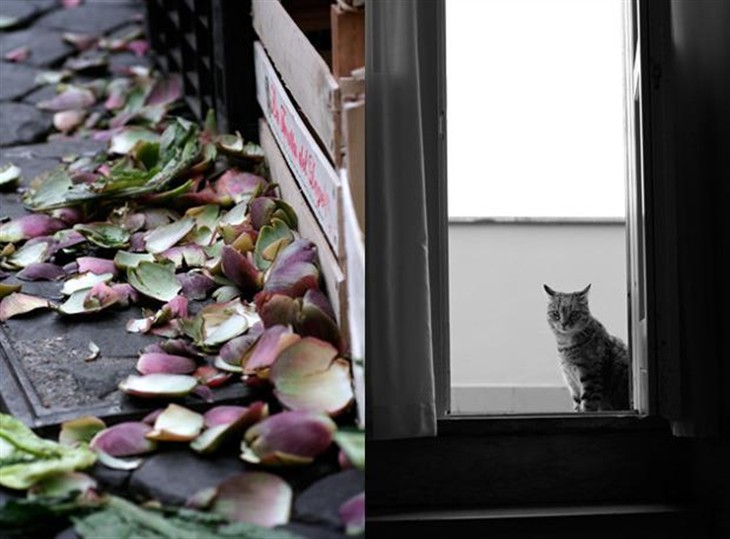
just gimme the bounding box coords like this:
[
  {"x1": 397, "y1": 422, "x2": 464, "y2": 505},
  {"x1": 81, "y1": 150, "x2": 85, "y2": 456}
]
[{"x1": 437, "y1": 412, "x2": 670, "y2": 436}]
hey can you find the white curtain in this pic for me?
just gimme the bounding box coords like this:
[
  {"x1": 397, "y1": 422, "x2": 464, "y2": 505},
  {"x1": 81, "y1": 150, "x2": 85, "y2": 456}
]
[{"x1": 366, "y1": 0, "x2": 437, "y2": 440}]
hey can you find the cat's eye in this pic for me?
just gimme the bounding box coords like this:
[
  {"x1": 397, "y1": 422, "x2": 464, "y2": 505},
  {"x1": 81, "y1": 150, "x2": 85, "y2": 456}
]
[{"x1": 550, "y1": 312, "x2": 559, "y2": 320}]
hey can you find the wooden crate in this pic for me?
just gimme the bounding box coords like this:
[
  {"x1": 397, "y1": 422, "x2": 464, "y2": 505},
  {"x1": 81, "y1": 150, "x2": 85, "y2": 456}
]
[
  {"x1": 251, "y1": 0, "x2": 364, "y2": 169},
  {"x1": 253, "y1": 2, "x2": 364, "y2": 413},
  {"x1": 254, "y1": 41, "x2": 344, "y2": 260}
]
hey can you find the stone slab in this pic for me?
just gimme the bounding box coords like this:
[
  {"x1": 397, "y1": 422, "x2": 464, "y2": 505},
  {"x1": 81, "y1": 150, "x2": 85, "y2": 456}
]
[
  {"x1": 294, "y1": 469, "x2": 365, "y2": 528},
  {"x1": 36, "y1": 4, "x2": 142, "y2": 35},
  {"x1": 85, "y1": 0, "x2": 144, "y2": 5},
  {"x1": 20, "y1": 83, "x2": 57, "y2": 106},
  {"x1": 128, "y1": 449, "x2": 247, "y2": 506},
  {"x1": 0, "y1": 299, "x2": 259, "y2": 427},
  {"x1": 89, "y1": 460, "x2": 132, "y2": 492},
  {"x1": 0, "y1": 0, "x2": 56, "y2": 31},
  {"x1": 109, "y1": 50, "x2": 152, "y2": 72},
  {"x1": 1, "y1": 138, "x2": 106, "y2": 160},
  {"x1": 0, "y1": 1, "x2": 38, "y2": 23},
  {"x1": 0, "y1": 102, "x2": 52, "y2": 146},
  {"x1": 0, "y1": 28, "x2": 74, "y2": 67},
  {"x1": 283, "y1": 522, "x2": 351, "y2": 539},
  {"x1": 0, "y1": 61, "x2": 39, "y2": 101},
  {"x1": 2, "y1": 308, "x2": 155, "y2": 408}
]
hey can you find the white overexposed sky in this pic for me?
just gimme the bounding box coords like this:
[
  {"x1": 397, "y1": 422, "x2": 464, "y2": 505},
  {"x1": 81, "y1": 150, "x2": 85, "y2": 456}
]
[{"x1": 446, "y1": 0, "x2": 627, "y2": 218}]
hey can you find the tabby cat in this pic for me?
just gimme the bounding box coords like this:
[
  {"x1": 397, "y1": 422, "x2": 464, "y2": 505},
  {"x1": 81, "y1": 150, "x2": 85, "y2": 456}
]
[{"x1": 543, "y1": 284, "x2": 629, "y2": 411}]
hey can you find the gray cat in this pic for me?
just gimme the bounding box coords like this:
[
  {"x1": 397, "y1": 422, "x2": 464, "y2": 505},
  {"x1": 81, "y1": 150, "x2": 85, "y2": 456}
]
[{"x1": 543, "y1": 284, "x2": 629, "y2": 411}]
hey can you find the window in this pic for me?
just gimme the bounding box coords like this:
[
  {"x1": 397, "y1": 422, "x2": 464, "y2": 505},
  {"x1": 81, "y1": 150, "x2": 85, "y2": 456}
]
[
  {"x1": 444, "y1": 0, "x2": 635, "y2": 415},
  {"x1": 368, "y1": 1, "x2": 730, "y2": 533}
]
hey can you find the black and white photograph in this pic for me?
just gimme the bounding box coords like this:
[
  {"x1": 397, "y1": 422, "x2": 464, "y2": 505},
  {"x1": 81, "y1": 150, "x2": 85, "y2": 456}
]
[{"x1": 367, "y1": 0, "x2": 729, "y2": 538}]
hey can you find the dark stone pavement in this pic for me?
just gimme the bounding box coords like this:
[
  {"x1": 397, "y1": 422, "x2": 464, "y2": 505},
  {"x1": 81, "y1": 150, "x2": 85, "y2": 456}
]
[
  {"x1": 0, "y1": 1, "x2": 143, "y2": 147},
  {"x1": 0, "y1": 2, "x2": 360, "y2": 538},
  {"x1": 0, "y1": 27, "x2": 75, "y2": 67}
]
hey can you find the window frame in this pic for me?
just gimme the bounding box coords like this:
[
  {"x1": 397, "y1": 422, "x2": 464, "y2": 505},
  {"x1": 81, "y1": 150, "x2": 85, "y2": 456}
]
[
  {"x1": 435, "y1": 0, "x2": 664, "y2": 420},
  {"x1": 368, "y1": 0, "x2": 728, "y2": 526}
]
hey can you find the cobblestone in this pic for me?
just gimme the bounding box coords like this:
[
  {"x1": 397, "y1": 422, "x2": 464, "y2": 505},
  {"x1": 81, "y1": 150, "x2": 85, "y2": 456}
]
[
  {"x1": 294, "y1": 469, "x2": 365, "y2": 529},
  {"x1": 0, "y1": 0, "x2": 56, "y2": 30},
  {"x1": 20, "y1": 83, "x2": 58, "y2": 106},
  {"x1": 0, "y1": 102, "x2": 52, "y2": 146},
  {"x1": 36, "y1": 3, "x2": 142, "y2": 35},
  {"x1": 0, "y1": 61, "x2": 40, "y2": 101},
  {"x1": 128, "y1": 450, "x2": 247, "y2": 506},
  {"x1": 0, "y1": 28, "x2": 74, "y2": 67}
]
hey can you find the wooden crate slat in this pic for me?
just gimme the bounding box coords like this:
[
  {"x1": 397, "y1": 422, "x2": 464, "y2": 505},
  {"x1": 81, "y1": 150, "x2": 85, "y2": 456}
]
[
  {"x1": 339, "y1": 75, "x2": 365, "y2": 100},
  {"x1": 259, "y1": 119, "x2": 349, "y2": 350},
  {"x1": 254, "y1": 41, "x2": 344, "y2": 259},
  {"x1": 331, "y1": 4, "x2": 365, "y2": 78},
  {"x1": 252, "y1": 0, "x2": 341, "y2": 166},
  {"x1": 341, "y1": 168, "x2": 365, "y2": 427},
  {"x1": 343, "y1": 100, "x2": 365, "y2": 232}
]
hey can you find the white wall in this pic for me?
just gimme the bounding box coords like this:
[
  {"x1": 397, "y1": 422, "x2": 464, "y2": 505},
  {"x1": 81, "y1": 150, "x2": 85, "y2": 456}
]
[{"x1": 448, "y1": 221, "x2": 627, "y2": 413}]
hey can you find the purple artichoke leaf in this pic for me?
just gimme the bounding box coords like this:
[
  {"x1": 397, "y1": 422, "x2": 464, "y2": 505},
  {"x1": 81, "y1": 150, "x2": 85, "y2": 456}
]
[
  {"x1": 60, "y1": 272, "x2": 114, "y2": 296},
  {"x1": 146, "y1": 403, "x2": 204, "y2": 442},
  {"x1": 269, "y1": 338, "x2": 354, "y2": 416},
  {"x1": 243, "y1": 325, "x2": 300, "y2": 377},
  {"x1": 89, "y1": 422, "x2": 157, "y2": 457},
  {"x1": 220, "y1": 245, "x2": 263, "y2": 294},
  {"x1": 113, "y1": 250, "x2": 155, "y2": 270},
  {"x1": 37, "y1": 85, "x2": 95, "y2": 111},
  {"x1": 206, "y1": 472, "x2": 293, "y2": 527},
  {"x1": 144, "y1": 216, "x2": 195, "y2": 254},
  {"x1": 3, "y1": 239, "x2": 53, "y2": 269},
  {"x1": 118, "y1": 373, "x2": 198, "y2": 398},
  {"x1": 333, "y1": 430, "x2": 365, "y2": 470},
  {"x1": 177, "y1": 271, "x2": 216, "y2": 300},
  {"x1": 241, "y1": 410, "x2": 337, "y2": 466},
  {"x1": 16, "y1": 262, "x2": 66, "y2": 281},
  {"x1": 0, "y1": 292, "x2": 53, "y2": 321},
  {"x1": 0, "y1": 214, "x2": 67, "y2": 243},
  {"x1": 254, "y1": 218, "x2": 294, "y2": 271},
  {"x1": 217, "y1": 324, "x2": 264, "y2": 366},
  {"x1": 126, "y1": 261, "x2": 182, "y2": 302},
  {"x1": 144, "y1": 74, "x2": 182, "y2": 107},
  {"x1": 211, "y1": 284, "x2": 241, "y2": 304},
  {"x1": 249, "y1": 197, "x2": 276, "y2": 231},
  {"x1": 339, "y1": 492, "x2": 365, "y2": 535},
  {"x1": 136, "y1": 352, "x2": 198, "y2": 375},
  {"x1": 74, "y1": 222, "x2": 130, "y2": 249}
]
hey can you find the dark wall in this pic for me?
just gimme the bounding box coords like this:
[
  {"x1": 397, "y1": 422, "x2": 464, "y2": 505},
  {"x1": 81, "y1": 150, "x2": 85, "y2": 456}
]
[{"x1": 663, "y1": 1, "x2": 730, "y2": 535}]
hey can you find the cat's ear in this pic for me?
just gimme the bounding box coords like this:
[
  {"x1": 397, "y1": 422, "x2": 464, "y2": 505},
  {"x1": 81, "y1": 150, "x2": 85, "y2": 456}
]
[
  {"x1": 579, "y1": 284, "x2": 592, "y2": 296},
  {"x1": 543, "y1": 284, "x2": 556, "y2": 296}
]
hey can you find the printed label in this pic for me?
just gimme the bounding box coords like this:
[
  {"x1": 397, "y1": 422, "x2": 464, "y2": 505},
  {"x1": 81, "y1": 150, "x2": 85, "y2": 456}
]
[{"x1": 254, "y1": 42, "x2": 340, "y2": 251}]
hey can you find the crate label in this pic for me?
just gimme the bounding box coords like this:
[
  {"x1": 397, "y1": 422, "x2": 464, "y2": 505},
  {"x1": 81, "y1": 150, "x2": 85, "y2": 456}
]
[{"x1": 254, "y1": 42, "x2": 340, "y2": 251}]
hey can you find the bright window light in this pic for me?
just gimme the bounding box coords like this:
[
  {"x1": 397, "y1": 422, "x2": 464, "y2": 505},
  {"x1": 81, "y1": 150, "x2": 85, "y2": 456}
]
[{"x1": 447, "y1": 0, "x2": 626, "y2": 219}]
